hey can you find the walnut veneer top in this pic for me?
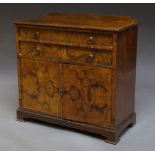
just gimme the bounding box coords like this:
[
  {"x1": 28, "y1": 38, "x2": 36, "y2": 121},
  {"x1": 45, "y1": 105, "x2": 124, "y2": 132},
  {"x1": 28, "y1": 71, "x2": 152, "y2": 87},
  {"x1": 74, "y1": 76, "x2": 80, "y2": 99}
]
[{"x1": 15, "y1": 13, "x2": 138, "y2": 31}]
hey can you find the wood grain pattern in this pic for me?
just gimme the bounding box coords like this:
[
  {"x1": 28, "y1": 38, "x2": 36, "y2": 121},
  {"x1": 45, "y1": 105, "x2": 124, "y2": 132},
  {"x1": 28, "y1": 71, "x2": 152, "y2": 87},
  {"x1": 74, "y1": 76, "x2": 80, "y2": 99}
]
[
  {"x1": 20, "y1": 58, "x2": 61, "y2": 117},
  {"x1": 19, "y1": 27, "x2": 113, "y2": 47},
  {"x1": 19, "y1": 42, "x2": 61, "y2": 60},
  {"x1": 115, "y1": 27, "x2": 138, "y2": 126},
  {"x1": 61, "y1": 46, "x2": 112, "y2": 66},
  {"x1": 19, "y1": 42, "x2": 112, "y2": 66},
  {"x1": 15, "y1": 12, "x2": 138, "y2": 31},
  {"x1": 61, "y1": 64, "x2": 113, "y2": 127}
]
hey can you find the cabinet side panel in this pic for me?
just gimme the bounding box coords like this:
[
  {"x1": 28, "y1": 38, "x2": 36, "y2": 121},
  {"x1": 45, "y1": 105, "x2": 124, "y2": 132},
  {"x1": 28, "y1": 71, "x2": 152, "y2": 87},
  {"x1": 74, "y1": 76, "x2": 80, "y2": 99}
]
[
  {"x1": 16, "y1": 26, "x2": 22, "y2": 107},
  {"x1": 116, "y1": 26, "x2": 138, "y2": 126}
]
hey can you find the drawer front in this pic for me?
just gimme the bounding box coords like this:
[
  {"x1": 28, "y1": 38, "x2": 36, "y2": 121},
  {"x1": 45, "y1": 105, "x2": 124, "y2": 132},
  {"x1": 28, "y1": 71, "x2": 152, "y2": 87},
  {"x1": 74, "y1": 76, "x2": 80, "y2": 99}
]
[
  {"x1": 19, "y1": 42, "x2": 112, "y2": 66},
  {"x1": 62, "y1": 47, "x2": 112, "y2": 66},
  {"x1": 19, "y1": 42, "x2": 61, "y2": 60},
  {"x1": 19, "y1": 27, "x2": 113, "y2": 47}
]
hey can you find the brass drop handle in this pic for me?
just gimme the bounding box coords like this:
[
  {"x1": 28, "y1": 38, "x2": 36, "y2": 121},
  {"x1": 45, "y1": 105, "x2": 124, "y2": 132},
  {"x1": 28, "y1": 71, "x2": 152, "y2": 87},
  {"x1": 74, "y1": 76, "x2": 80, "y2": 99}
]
[
  {"x1": 85, "y1": 54, "x2": 94, "y2": 63},
  {"x1": 34, "y1": 31, "x2": 40, "y2": 39},
  {"x1": 88, "y1": 36, "x2": 94, "y2": 44}
]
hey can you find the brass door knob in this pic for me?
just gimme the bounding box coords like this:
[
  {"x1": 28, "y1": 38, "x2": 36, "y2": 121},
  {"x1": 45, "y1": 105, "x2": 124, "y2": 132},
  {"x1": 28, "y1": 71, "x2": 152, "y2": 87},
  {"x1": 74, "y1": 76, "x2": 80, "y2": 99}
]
[
  {"x1": 85, "y1": 54, "x2": 94, "y2": 63},
  {"x1": 34, "y1": 31, "x2": 40, "y2": 39},
  {"x1": 88, "y1": 36, "x2": 94, "y2": 44}
]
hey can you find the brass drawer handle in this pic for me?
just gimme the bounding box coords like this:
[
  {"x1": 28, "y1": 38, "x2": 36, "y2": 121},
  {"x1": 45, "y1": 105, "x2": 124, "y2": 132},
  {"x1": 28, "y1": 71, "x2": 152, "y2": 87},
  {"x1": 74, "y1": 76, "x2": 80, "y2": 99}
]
[
  {"x1": 85, "y1": 54, "x2": 94, "y2": 63},
  {"x1": 18, "y1": 52, "x2": 23, "y2": 57},
  {"x1": 34, "y1": 31, "x2": 40, "y2": 39},
  {"x1": 88, "y1": 36, "x2": 94, "y2": 44},
  {"x1": 35, "y1": 46, "x2": 41, "y2": 56}
]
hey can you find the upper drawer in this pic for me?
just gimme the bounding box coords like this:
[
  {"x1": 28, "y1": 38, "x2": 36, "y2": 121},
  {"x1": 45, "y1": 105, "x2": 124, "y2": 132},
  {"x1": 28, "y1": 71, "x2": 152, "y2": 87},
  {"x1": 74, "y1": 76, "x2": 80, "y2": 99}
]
[{"x1": 18, "y1": 27, "x2": 113, "y2": 48}]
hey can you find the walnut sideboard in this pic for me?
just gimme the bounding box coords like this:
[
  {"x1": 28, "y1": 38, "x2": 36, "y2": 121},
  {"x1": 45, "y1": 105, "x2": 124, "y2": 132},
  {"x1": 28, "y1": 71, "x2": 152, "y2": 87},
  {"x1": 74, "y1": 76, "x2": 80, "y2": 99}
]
[{"x1": 15, "y1": 13, "x2": 138, "y2": 144}]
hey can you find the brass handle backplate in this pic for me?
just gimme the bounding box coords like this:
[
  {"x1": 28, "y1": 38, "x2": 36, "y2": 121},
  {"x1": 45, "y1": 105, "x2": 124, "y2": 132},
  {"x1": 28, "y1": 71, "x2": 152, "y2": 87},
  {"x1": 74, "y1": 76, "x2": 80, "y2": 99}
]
[
  {"x1": 34, "y1": 31, "x2": 40, "y2": 39},
  {"x1": 85, "y1": 54, "x2": 94, "y2": 63}
]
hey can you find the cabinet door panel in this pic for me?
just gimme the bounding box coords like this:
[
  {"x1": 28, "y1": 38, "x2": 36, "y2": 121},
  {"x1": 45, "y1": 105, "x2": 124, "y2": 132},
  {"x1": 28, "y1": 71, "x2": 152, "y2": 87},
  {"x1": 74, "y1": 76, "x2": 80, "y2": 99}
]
[
  {"x1": 20, "y1": 58, "x2": 61, "y2": 117},
  {"x1": 61, "y1": 64, "x2": 113, "y2": 127}
]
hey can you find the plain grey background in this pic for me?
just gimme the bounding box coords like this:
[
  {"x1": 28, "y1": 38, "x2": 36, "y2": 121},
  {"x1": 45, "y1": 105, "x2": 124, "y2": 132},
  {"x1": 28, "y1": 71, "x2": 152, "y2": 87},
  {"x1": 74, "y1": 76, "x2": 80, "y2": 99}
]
[{"x1": 0, "y1": 3, "x2": 155, "y2": 150}]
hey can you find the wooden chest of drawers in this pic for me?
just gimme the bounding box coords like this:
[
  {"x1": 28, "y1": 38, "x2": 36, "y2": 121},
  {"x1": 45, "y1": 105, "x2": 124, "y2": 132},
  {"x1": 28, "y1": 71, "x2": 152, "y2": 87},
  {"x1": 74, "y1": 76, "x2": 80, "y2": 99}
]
[{"x1": 15, "y1": 13, "x2": 138, "y2": 144}]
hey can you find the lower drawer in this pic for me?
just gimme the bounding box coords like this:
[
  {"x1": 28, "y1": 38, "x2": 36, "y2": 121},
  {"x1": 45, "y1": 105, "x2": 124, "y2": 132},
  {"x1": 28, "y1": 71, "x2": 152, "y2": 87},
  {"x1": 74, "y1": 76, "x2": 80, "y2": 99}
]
[{"x1": 19, "y1": 42, "x2": 112, "y2": 66}]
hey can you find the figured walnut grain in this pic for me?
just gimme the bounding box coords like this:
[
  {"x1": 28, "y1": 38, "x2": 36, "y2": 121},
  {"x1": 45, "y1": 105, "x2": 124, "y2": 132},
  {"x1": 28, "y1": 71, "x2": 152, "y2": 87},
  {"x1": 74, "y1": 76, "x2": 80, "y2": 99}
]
[
  {"x1": 20, "y1": 58, "x2": 61, "y2": 117},
  {"x1": 61, "y1": 64, "x2": 113, "y2": 127}
]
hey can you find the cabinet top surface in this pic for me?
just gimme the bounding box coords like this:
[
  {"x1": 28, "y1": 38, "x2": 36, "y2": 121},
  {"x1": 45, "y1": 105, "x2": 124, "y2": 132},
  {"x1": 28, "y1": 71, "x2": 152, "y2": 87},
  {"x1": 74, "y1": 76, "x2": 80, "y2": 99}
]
[{"x1": 15, "y1": 12, "x2": 138, "y2": 32}]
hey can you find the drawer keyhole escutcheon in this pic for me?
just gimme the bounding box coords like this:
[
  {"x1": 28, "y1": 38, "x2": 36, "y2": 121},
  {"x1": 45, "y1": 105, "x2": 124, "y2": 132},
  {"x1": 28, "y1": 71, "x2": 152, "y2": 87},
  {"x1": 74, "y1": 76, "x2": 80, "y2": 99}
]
[
  {"x1": 86, "y1": 54, "x2": 94, "y2": 63},
  {"x1": 88, "y1": 36, "x2": 94, "y2": 44},
  {"x1": 34, "y1": 31, "x2": 40, "y2": 39},
  {"x1": 60, "y1": 86, "x2": 65, "y2": 97}
]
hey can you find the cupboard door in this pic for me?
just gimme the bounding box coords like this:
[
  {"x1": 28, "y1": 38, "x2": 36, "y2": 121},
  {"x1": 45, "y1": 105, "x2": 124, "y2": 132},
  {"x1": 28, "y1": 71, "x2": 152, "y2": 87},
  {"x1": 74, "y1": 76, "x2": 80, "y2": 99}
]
[
  {"x1": 61, "y1": 64, "x2": 113, "y2": 127},
  {"x1": 19, "y1": 58, "x2": 61, "y2": 117}
]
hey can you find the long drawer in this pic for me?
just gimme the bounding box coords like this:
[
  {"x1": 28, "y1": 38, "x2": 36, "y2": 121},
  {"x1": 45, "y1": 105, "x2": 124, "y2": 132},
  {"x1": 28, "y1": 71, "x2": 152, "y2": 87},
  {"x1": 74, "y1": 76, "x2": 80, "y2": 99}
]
[
  {"x1": 18, "y1": 27, "x2": 113, "y2": 48},
  {"x1": 18, "y1": 42, "x2": 112, "y2": 66}
]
